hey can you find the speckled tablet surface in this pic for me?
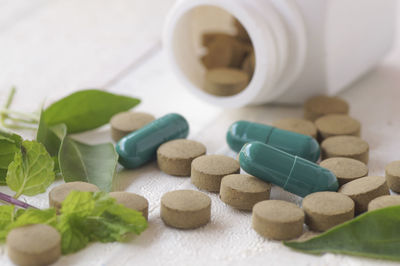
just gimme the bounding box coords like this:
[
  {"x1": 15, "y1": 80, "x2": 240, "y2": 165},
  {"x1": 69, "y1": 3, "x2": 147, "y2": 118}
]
[
  {"x1": 191, "y1": 155, "x2": 240, "y2": 192},
  {"x1": 385, "y1": 160, "x2": 400, "y2": 193},
  {"x1": 304, "y1": 95, "x2": 349, "y2": 121},
  {"x1": 7, "y1": 224, "x2": 61, "y2": 266},
  {"x1": 252, "y1": 200, "x2": 304, "y2": 240},
  {"x1": 109, "y1": 191, "x2": 149, "y2": 220},
  {"x1": 320, "y1": 157, "x2": 368, "y2": 185},
  {"x1": 315, "y1": 114, "x2": 361, "y2": 139},
  {"x1": 220, "y1": 174, "x2": 271, "y2": 211},
  {"x1": 157, "y1": 139, "x2": 206, "y2": 176},
  {"x1": 339, "y1": 176, "x2": 390, "y2": 213},
  {"x1": 321, "y1": 136, "x2": 369, "y2": 164},
  {"x1": 368, "y1": 195, "x2": 400, "y2": 211},
  {"x1": 273, "y1": 118, "x2": 318, "y2": 138},
  {"x1": 49, "y1": 181, "x2": 100, "y2": 210},
  {"x1": 302, "y1": 191, "x2": 354, "y2": 231},
  {"x1": 110, "y1": 111, "x2": 155, "y2": 142},
  {"x1": 161, "y1": 190, "x2": 211, "y2": 229}
]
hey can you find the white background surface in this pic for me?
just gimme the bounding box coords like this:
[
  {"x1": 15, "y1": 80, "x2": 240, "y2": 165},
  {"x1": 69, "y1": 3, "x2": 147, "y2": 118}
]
[{"x1": 0, "y1": 1, "x2": 399, "y2": 265}]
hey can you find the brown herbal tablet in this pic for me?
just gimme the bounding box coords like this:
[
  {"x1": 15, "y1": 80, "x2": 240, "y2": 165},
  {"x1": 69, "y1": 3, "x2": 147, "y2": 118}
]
[
  {"x1": 368, "y1": 195, "x2": 400, "y2": 211},
  {"x1": 49, "y1": 181, "x2": 100, "y2": 211},
  {"x1": 191, "y1": 155, "x2": 240, "y2": 192},
  {"x1": 201, "y1": 36, "x2": 251, "y2": 69},
  {"x1": 157, "y1": 139, "x2": 206, "y2": 176},
  {"x1": 7, "y1": 224, "x2": 61, "y2": 266},
  {"x1": 202, "y1": 32, "x2": 233, "y2": 47},
  {"x1": 204, "y1": 68, "x2": 249, "y2": 96},
  {"x1": 315, "y1": 114, "x2": 361, "y2": 140},
  {"x1": 233, "y1": 18, "x2": 251, "y2": 42},
  {"x1": 242, "y1": 50, "x2": 255, "y2": 78},
  {"x1": 320, "y1": 157, "x2": 368, "y2": 186},
  {"x1": 339, "y1": 176, "x2": 390, "y2": 214},
  {"x1": 161, "y1": 190, "x2": 211, "y2": 229},
  {"x1": 252, "y1": 200, "x2": 304, "y2": 240},
  {"x1": 109, "y1": 191, "x2": 149, "y2": 220},
  {"x1": 220, "y1": 174, "x2": 271, "y2": 211},
  {"x1": 304, "y1": 95, "x2": 349, "y2": 121},
  {"x1": 110, "y1": 112, "x2": 155, "y2": 142},
  {"x1": 302, "y1": 191, "x2": 354, "y2": 231},
  {"x1": 321, "y1": 136, "x2": 369, "y2": 164},
  {"x1": 385, "y1": 161, "x2": 400, "y2": 193},
  {"x1": 273, "y1": 118, "x2": 318, "y2": 139}
]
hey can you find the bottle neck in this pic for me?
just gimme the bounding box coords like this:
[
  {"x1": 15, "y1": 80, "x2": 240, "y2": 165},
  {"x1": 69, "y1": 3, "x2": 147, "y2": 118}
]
[{"x1": 164, "y1": 0, "x2": 307, "y2": 107}]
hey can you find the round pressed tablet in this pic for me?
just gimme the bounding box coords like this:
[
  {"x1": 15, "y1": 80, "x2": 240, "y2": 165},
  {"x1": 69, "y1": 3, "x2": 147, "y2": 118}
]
[
  {"x1": 321, "y1": 136, "x2": 369, "y2": 164},
  {"x1": 320, "y1": 157, "x2": 368, "y2": 186},
  {"x1": 242, "y1": 51, "x2": 255, "y2": 78},
  {"x1": 315, "y1": 114, "x2": 361, "y2": 140},
  {"x1": 385, "y1": 161, "x2": 400, "y2": 193},
  {"x1": 368, "y1": 195, "x2": 400, "y2": 211},
  {"x1": 302, "y1": 191, "x2": 354, "y2": 231},
  {"x1": 204, "y1": 68, "x2": 249, "y2": 96},
  {"x1": 233, "y1": 18, "x2": 251, "y2": 42},
  {"x1": 252, "y1": 200, "x2": 304, "y2": 240},
  {"x1": 49, "y1": 181, "x2": 100, "y2": 211},
  {"x1": 161, "y1": 190, "x2": 211, "y2": 229},
  {"x1": 157, "y1": 139, "x2": 206, "y2": 176},
  {"x1": 339, "y1": 176, "x2": 390, "y2": 214},
  {"x1": 304, "y1": 95, "x2": 349, "y2": 121},
  {"x1": 220, "y1": 174, "x2": 271, "y2": 211},
  {"x1": 7, "y1": 224, "x2": 61, "y2": 266},
  {"x1": 110, "y1": 112, "x2": 155, "y2": 142},
  {"x1": 272, "y1": 118, "x2": 318, "y2": 138},
  {"x1": 191, "y1": 155, "x2": 240, "y2": 192},
  {"x1": 109, "y1": 191, "x2": 149, "y2": 220}
]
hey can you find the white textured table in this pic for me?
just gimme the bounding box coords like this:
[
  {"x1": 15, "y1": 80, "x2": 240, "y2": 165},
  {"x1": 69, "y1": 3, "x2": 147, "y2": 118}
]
[{"x1": 0, "y1": 1, "x2": 399, "y2": 265}]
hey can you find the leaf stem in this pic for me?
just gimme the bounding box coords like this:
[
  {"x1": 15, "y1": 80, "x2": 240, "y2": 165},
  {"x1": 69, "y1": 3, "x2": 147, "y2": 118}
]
[
  {"x1": 0, "y1": 192, "x2": 37, "y2": 209},
  {"x1": 0, "y1": 108, "x2": 40, "y2": 122}
]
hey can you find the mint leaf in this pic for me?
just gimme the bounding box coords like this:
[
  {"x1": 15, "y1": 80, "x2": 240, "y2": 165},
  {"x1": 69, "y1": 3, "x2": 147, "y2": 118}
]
[
  {"x1": 10, "y1": 208, "x2": 57, "y2": 229},
  {"x1": 57, "y1": 214, "x2": 89, "y2": 254},
  {"x1": 0, "y1": 207, "x2": 56, "y2": 241},
  {"x1": 0, "y1": 131, "x2": 22, "y2": 185},
  {"x1": 60, "y1": 191, "x2": 95, "y2": 217},
  {"x1": 37, "y1": 111, "x2": 67, "y2": 157},
  {"x1": 43, "y1": 89, "x2": 140, "y2": 134},
  {"x1": 57, "y1": 191, "x2": 147, "y2": 254},
  {"x1": 6, "y1": 140, "x2": 55, "y2": 197},
  {"x1": 0, "y1": 205, "x2": 15, "y2": 240},
  {"x1": 285, "y1": 205, "x2": 400, "y2": 262},
  {"x1": 59, "y1": 137, "x2": 118, "y2": 192}
]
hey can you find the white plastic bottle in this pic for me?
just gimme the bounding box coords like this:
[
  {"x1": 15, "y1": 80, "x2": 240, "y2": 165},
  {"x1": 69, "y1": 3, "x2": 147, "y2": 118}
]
[{"x1": 163, "y1": 0, "x2": 397, "y2": 107}]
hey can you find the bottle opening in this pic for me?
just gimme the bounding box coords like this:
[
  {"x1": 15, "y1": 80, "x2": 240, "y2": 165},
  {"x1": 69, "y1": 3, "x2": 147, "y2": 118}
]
[{"x1": 169, "y1": 5, "x2": 255, "y2": 98}]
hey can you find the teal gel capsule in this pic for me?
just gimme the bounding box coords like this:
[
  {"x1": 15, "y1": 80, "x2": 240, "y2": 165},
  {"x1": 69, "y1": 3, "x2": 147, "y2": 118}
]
[
  {"x1": 227, "y1": 120, "x2": 320, "y2": 162},
  {"x1": 116, "y1": 113, "x2": 189, "y2": 169},
  {"x1": 239, "y1": 142, "x2": 338, "y2": 197}
]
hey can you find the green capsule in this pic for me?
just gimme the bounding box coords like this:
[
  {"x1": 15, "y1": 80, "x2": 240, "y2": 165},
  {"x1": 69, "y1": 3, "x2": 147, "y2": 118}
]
[
  {"x1": 239, "y1": 141, "x2": 338, "y2": 197},
  {"x1": 116, "y1": 113, "x2": 189, "y2": 169},
  {"x1": 227, "y1": 120, "x2": 320, "y2": 162}
]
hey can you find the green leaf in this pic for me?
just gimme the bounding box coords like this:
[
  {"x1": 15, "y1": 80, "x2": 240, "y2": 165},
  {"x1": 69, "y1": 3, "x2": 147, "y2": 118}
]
[
  {"x1": 0, "y1": 207, "x2": 57, "y2": 242},
  {"x1": 10, "y1": 208, "x2": 57, "y2": 229},
  {"x1": 6, "y1": 140, "x2": 55, "y2": 197},
  {"x1": 37, "y1": 111, "x2": 67, "y2": 157},
  {"x1": 60, "y1": 191, "x2": 95, "y2": 217},
  {"x1": 57, "y1": 191, "x2": 147, "y2": 254},
  {"x1": 43, "y1": 89, "x2": 140, "y2": 134},
  {"x1": 57, "y1": 214, "x2": 89, "y2": 254},
  {"x1": 59, "y1": 137, "x2": 118, "y2": 192},
  {"x1": 0, "y1": 205, "x2": 15, "y2": 240},
  {"x1": 284, "y1": 205, "x2": 400, "y2": 262},
  {"x1": 0, "y1": 131, "x2": 22, "y2": 185}
]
